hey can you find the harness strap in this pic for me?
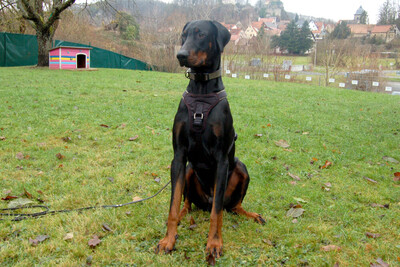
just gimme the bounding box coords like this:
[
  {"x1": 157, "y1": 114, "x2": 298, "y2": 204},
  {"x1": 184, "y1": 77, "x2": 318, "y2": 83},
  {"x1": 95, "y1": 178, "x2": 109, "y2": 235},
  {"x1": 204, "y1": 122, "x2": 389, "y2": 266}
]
[{"x1": 182, "y1": 90, "x2": 227, "y2": 133}]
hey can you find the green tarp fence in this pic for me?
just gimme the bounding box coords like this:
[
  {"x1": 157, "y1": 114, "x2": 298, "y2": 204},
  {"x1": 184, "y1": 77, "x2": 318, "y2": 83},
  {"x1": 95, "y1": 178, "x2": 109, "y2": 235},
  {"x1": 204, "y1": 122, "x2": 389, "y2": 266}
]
[{"x1": 0, "y1": 32, "x2": 151, "y2": 70}]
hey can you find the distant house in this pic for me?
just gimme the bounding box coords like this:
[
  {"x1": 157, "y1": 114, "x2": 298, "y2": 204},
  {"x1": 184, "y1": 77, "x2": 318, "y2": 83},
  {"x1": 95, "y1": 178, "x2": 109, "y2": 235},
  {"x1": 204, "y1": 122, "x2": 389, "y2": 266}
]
[
  {"x1": 244, "y1": 25, "x2": 259, "y2": 39},
  {"x1": 347, "y1": 24, "x2": 374, "y2": 38},
  {"x1": 259, "y1": 17, "x2": 277, "y2": 24},
  {"x1": 251, "y1": 21, "x2": 265, "y2": 31},
  {"x1": 371, "y1": 25, "x2": 400, "y2": 42},
  {"x1": 310, "y1": 21, "x2": 327, "y2": 40}
]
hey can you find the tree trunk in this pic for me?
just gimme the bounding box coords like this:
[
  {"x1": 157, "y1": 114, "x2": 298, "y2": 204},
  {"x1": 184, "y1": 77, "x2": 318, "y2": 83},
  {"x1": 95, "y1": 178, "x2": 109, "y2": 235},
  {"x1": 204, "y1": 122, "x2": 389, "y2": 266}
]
[{"x1": 36, "y1": 30, "x2": 52, "y2": 67}]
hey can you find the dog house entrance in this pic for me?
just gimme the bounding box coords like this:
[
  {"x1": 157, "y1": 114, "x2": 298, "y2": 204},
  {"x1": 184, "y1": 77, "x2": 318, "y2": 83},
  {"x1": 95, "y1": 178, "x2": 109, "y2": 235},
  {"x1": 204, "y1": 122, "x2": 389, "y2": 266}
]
[{"x1": 77, "y1": 54, "x2": 86, "y2": 68}]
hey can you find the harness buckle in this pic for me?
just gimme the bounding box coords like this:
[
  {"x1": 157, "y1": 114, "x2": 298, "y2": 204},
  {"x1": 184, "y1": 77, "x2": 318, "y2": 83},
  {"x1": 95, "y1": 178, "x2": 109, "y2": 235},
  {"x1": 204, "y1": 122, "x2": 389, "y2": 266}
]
[{"x1": 194, "y1": 113, "x2": 204, "y2": 120}]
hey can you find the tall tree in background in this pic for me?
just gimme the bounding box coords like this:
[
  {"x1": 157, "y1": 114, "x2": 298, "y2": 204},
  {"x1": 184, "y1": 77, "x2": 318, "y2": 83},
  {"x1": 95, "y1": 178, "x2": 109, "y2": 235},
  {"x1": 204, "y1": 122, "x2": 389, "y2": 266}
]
[
  {"x1": 378, "y1": 0, "x2": 397, "y2": 25},
  {"x1": 18, "y1": 0, "x2": 76, "y2": 66},
  {"x1": 330, "y1": 21, "x2": 351, "y2": 39},
  {"x1": 298, "y1": 21, "x2": 313, "y2": 54},
  {"x1": 360, "y1": 11, "x2": 368, "y2": 24},
  {"x1": 271, "y1": 20, "x2": 313, "y2": 55}
]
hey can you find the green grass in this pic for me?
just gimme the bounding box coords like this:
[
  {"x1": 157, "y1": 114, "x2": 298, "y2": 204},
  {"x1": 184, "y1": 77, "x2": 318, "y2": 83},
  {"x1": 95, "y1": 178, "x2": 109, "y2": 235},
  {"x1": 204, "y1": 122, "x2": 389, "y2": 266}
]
[{"x1": 0, "y1": 67, "x2": 399, "y2": 266}]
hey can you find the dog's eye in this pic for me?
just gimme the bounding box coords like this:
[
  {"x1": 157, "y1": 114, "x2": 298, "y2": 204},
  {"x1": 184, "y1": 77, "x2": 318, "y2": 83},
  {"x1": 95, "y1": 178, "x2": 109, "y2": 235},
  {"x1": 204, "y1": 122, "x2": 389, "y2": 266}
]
[{"x1": 198, "y1": 33, "x2": 206, "y2": 38}]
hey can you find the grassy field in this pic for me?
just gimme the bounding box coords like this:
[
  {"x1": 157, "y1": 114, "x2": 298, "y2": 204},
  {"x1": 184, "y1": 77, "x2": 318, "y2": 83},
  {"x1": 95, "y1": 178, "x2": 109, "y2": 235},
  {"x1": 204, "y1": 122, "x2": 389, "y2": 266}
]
[{"x1": 0, "y1": 67, "x2": 399, "y2": 266}]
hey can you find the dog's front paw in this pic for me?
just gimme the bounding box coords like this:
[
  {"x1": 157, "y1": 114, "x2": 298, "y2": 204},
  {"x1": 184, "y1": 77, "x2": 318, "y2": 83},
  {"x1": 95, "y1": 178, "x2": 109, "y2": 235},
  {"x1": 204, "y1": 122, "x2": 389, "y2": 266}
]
[
  {"x1": 155, "y1": 235, "x2": 177, "y2": 254},
  {"x1": 205, "y1": 238, "x2": 223, "y2": 265}
]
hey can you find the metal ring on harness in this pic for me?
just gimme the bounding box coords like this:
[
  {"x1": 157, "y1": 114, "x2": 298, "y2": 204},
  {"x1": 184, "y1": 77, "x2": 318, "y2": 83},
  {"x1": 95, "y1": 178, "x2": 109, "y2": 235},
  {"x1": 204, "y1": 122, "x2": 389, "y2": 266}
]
[{"x1": 194, "y1": 113, "x2": 204, "y2": 120}]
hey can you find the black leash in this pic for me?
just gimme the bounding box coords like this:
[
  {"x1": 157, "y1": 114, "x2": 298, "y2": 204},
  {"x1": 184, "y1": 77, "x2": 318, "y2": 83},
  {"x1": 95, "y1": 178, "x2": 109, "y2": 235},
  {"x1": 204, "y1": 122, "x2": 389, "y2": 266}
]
[{"x1": 0, "y1": 181, "x2": 170, "y2": 222}]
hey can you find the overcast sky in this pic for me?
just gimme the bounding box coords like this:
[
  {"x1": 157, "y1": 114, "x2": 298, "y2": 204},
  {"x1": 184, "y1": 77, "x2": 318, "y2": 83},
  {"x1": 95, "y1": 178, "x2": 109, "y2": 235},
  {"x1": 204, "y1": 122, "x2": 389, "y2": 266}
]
[
  {"x1": 161, "y1": 0, "x2": 386, "y2": 24},
  {"x1": 273, "y1": 0, "x2": 383, "y2": 24}
]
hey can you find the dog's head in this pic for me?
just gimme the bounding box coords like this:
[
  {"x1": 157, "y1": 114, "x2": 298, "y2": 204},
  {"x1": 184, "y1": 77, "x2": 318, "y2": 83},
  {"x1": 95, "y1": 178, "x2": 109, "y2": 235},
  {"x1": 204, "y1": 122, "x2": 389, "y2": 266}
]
[{"x1": 176, "y1": 20, "x2": 231, "y2": 68}]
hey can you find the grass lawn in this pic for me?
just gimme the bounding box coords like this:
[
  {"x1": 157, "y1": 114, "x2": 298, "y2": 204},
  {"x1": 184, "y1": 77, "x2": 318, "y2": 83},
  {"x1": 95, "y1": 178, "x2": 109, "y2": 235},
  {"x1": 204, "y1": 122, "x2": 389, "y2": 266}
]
[{"x1": 0, "y1": 67, "x2": 399, "y2": 266}]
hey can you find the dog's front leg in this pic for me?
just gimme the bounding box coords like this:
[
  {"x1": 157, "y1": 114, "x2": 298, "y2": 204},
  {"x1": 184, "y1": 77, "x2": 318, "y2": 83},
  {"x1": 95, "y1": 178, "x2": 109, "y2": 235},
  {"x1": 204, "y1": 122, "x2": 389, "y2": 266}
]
[
  {"x1": 156, "y1": 150, "x2": 186, "y2": 254},
  {"x1": 206, "y1": 155, "x2": 228, "y2": 260}
]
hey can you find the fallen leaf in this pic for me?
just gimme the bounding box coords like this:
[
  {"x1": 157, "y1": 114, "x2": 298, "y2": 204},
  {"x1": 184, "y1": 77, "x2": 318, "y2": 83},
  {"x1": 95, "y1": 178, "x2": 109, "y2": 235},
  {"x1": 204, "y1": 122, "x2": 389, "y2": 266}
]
[
  {"x1": 8, "y1": 198, "x2": 33, "y2": 209},
  {"x1": 120, "y1": 123, "x2": 127, "y2": 128},
  {"x1": 370, "y1": 258, "x2": 389, "y2": 267},
  {"x1": 394, "y1": 172, "x2": 400, "y2": 182},
  {"x1": 292, "y1": 219, "x2": 298, "y2": 223},
  {"x1": 288, "y1": 172, "x2": 300, "y2": 181},
  {"x1": 100, "y1": 124, "x2": 109, "y2": 128},
  {"x1": 16, "y1": 152, "x2": 24, "y2": 160},
  {"x1": 61, "y1": 136, "x2": 71, "y2": 142},
  {"x1": 364, "y1": 176, "x2": 378, "y2": 184},
  {"x1": 321, "y1": 245, "x2": 341, "y2": 252},
  {"x1": 365, "y1": 232, "x2": 381, "y2": 239},
  {"x1": 132, "y1": 196, "x2": 142, "y2": 202},
  {"x1": 102, "y1": 223, "x2": 113, "y2": 232},
  {"x1": 0, "y1": 136, "x2": 6, "y2": 141},
  {"x1": 370, "y1": 203, "x2": 389, "y2": 209},
  {"x1": 129, "y1": 135, "x2": 139, "y2": 141},
  {"x1": 24, "y1": 188, "x2": 33, "y2": 199},
  {"x1": 262, "y1": 239, "x2": 274, "y2": 246},
  {"x1": 286, "y1": 207, "x2": 304, "y2": 218},
  {"x1": 382, "y1": 156, "x2": 399, "y2": 164},
  {"x1": 365, "y1": 243, "x2": 373, "y2": 251},
  {"x1": 189, "y1": 216, "x2": 197, "y2": 230},
  {"x1": 56, "y1": 153, "x2": 65, "y2": 160},
  {"x1": 275, "y1": 139, "x2": 290, "y2": 148},
  {"x1": 312, "y1": 157, "x2": 318, "y2": 162},
  {"x1": 322, "y1": 182, "x2": 332, "y2": 191},
  {"x1": 1, "y1": 195, "x2": 18, "y2": 201},
  {"x1": 320, "y1": 160, "x2": 332, "y2": 169},
  {"x1": 64, "y1": 232, "x2": 74, "y2": 241},
  {"x1": 154, "y1": 177, "x2": 161, "y2": 183},
  {"x1": 29, "y1": 235, "x2": 49, "y2": 246},
  {"x1": 88, "y1": 235, "x2": 101, "y2": 248},
  {"x1": 254, "y1": 133, "x2": 263, "y2": 137},
  {"x1": 293, "y1": 197, "x2": 307, "y2": 203}
]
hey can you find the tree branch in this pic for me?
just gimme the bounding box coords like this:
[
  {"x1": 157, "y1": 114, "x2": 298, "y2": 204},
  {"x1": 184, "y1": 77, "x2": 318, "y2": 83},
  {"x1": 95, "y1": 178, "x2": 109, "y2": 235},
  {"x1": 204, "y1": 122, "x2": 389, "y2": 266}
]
[
  {"x1": 44, "y1": 0, "x2": 76, "y2": 30},
  {"x1": 18, "y1": 0, "x2": 42, "y2": 27}
]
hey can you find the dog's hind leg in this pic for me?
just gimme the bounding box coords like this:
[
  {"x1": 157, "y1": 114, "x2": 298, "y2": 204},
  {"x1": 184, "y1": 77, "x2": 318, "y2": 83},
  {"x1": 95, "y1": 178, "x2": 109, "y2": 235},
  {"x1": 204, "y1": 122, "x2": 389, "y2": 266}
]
[{"x1": 225, "y1": 160, "x2": 266, "y2": 224}]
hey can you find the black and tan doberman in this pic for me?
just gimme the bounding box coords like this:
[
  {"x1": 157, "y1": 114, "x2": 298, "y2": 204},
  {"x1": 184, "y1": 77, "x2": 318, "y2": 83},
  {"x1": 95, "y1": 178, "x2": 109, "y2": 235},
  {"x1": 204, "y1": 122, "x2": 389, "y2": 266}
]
[{"x1": 155, "y1": 20, "x2": 265, "y2": 263}]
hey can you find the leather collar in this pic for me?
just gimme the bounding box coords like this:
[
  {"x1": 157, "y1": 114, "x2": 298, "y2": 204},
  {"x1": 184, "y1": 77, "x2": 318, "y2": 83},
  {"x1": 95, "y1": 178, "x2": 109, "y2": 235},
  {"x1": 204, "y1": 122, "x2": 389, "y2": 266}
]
[{"x1": 185, "y1": 68, "x2": 222, "y2": 81}]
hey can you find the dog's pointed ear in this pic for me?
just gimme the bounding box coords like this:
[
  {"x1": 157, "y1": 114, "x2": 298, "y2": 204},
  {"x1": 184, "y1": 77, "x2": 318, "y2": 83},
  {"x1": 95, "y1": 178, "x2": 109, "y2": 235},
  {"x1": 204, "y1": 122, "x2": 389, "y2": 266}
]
[
  {"x1": 211, "y1": 21, "x2": 231, "y2": 53},
  {"x1": 181, "y1": 22, "x2": 190, "y2": 45}
]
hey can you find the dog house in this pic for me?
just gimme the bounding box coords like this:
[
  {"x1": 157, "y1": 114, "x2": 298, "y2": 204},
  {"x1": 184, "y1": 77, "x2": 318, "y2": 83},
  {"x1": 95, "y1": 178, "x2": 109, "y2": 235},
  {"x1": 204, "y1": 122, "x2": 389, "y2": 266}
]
[{"x1": 49, "y1": 46, "x2": 91, "y2": 69}]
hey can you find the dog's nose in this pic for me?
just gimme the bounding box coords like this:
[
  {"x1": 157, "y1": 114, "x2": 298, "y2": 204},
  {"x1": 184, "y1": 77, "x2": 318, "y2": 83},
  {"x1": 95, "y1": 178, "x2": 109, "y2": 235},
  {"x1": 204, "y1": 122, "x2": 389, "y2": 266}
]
[{"x1": 177, "y1": 50, "x2": 189, "y2": 63}]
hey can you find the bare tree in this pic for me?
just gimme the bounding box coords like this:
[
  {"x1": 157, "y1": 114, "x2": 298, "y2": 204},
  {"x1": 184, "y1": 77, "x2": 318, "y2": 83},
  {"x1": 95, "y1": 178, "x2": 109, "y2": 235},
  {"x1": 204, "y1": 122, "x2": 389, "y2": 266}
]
[
  {"x1": 17, "y1": 0, "x2": 76, "y2": 66},
  {"x1": 317, "y1": 39, "x2": 348, "y2": 86}
]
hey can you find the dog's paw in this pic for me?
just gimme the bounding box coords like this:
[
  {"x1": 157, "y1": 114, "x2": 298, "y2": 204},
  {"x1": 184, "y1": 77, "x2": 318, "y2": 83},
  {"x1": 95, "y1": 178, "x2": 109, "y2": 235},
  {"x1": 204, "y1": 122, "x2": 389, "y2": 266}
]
[
  {"x1": 155, "y1": 236, "x2": 176, "y2": 254},
  {"x1": 255, "y1": 214, "x2": 266, "y2": 225},
  {"x1": 206, "y1": 238, "x2": 223, "y2": 265}
]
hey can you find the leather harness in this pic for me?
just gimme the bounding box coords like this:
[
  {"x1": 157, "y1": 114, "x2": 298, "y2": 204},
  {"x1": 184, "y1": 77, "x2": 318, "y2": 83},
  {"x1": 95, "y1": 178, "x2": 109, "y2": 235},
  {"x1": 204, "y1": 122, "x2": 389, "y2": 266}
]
[
  {"x1": 182, "y1": 89, "x2": 227, "y2": 133},
  {"x1": 182, "y1": 89, "x2": 237, "y2": 155}
]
